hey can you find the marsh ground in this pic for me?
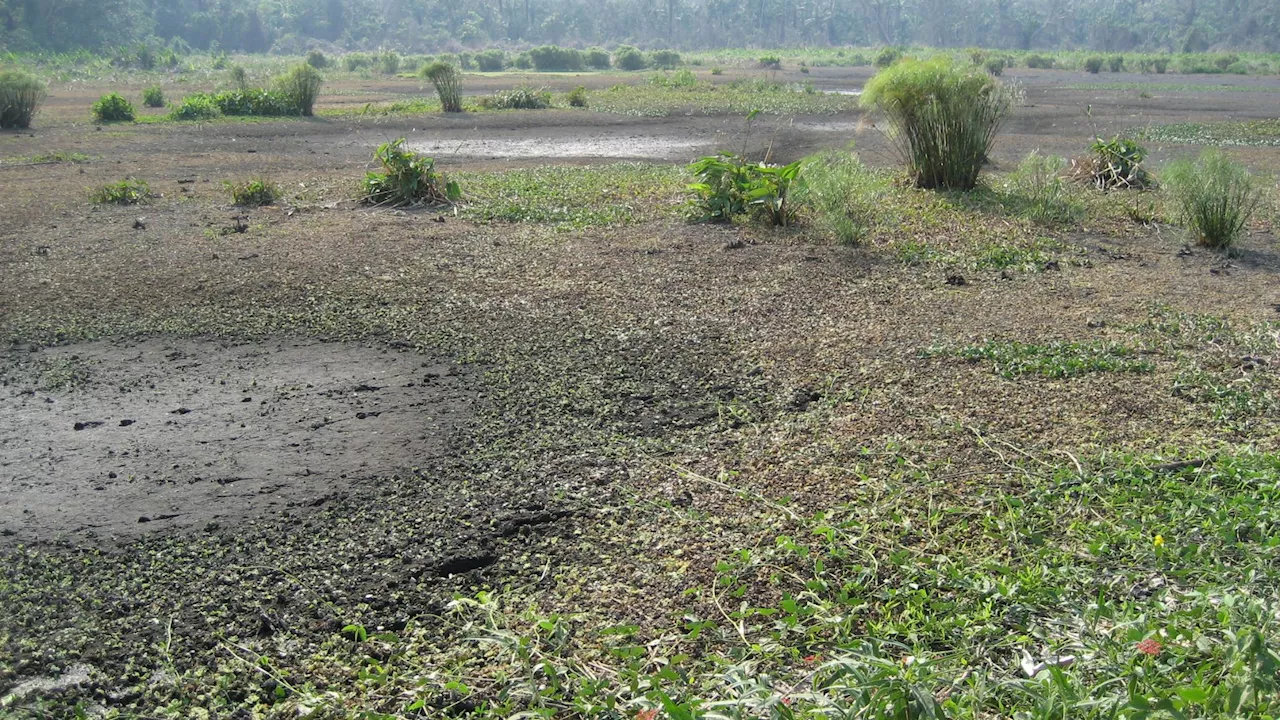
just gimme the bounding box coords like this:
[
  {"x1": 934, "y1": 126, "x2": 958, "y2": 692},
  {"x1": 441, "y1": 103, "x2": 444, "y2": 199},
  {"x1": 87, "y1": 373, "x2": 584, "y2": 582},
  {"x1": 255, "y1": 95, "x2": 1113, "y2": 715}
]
[{"x1": 1, "y1": 65, "x2": 1279, "y2": 717}]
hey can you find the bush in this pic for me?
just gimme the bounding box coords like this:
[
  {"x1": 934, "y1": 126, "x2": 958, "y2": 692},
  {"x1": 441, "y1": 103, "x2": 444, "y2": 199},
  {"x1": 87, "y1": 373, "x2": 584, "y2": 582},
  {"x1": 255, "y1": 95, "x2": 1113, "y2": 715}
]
[
  {"x1": 142, "y1": 85, "x2": 165, "y2": 108},
  {"x1": 1006, "y1": 152, "x2": 1079, "y2": 223},
  {"x1": 650, "y1": 69, "x2": 698, "y2": 88},
  {"x1": 456, "y1": 52, "x2": 474, "y2": 70},
  {"x1": 276, "y1": 63, "x2": 323, "y2": 116},
  {"x1": 861, "y1": 56, "x2": 1016, "y2": 191},
  {"x1": 476, "y1": 48, "x2": 506, "y2": 72},
  {"x1": 92, "y1": 92, "x2": 135, "y2": 123},
  {"x1": 168, "y1": 93, "x2": 222, "y2": 120},
  {"x1": 688, "y1": 152, "x2": 801, "y2": 226},
  {"x1": 1087, "y1": 136, "x2": 1152, "y2": 190},
  {"x1": 1085, "y1": 56, "x2": 1104, "y2": 73},
  {"x1": 585, "y1": 48, "x2": 611, "y2": 69},
  {"x1": 212, "y1": 89, "x2": 298, "y2": 116},
  {"x1": 800, "y1": 65, "x2": 810, "y2": 74},
  {"x1": 1025, "y1": 54, "x2": 1054, "y2": 69},
  {"x1": 650, "y1": 50, "x2": 681, "y2": 69},
  {"x1": 1153, "y1": 57, "x2": 1170, "y2": 73},
  {"x1": 566, "y1": 85, "x2": 588, "y2": 107},
  {"x1": 1108, "y1": 55, "x2": 1125, "y2": 72},
  {"x1": 793, "y1": 149, "x2": 884, "y2": 244},
  {"x1": 226, "y1": 178, "x2": 281, "y2": 206},
  {"x1": 1214, "y1": 54, "x2": 1240, "y2": 71},
  {"x1": 421, "y1": 62, "x2": 462, "y2": 113},
  {"x1": 91, "y1": 179, "x2": 149, "y2": 205},
  {"x1": 1226, "y1": 61, "x2": 1248, "y2": 75},
  {"x1": 615, "y1": 45, "x2": 647, "y2": 71},
  {"x1": 478, "y1": 85, "x2": 551, "y2": 110},
  {"x1": 874, "y1": 47, "x2": 901, "y2": 68},
  {"x1": 361, "y1": 138, "x2": 460, "y2": 206},
  {"x1": 528, "y1": 45, "x2": 583, "y2": 72},
  {"x1": 306, "y1": 50, "x2": 330, "y2": 69},
  {"x1": 1163, "y1": 149, "x2": 1265, "y2": 249},
  {"x1": 377, "y1": 51, "x2": 400, "y2": 74},
  {"x1": 342, "y1": 53, "x2": 373, "y2": 71},
  {"x1": 985, "y1": 58, "x2": 1006, "y2": 76},
  {"x1": 512, "y1": 52, "x2": 533, "y2": 70},
  {"x1": 0, "y1": 69, "x2": 47, "y2": 129},
  {"x1": 710, "y1": 66, "x2": 724, "y2": 75},
  {"x1": 229, "y1": 65, "x2": 249, "y2": 91},
  {"x1": 759, "y1": 55, "x2": 783, "y2": 70}
]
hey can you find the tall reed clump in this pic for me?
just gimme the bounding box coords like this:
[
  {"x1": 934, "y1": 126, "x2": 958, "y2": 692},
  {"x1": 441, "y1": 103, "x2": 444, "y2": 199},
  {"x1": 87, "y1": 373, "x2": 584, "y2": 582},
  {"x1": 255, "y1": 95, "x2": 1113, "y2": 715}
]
[
  {"x1": 861, "y1": 57, "x2": 1016, "y2": 191},
  {"x1": 0, "y1": 69, "x2": 48, "y2": 129},
  {"x1": 276, "y1": 63, "x2": 323, "y2": 116},
  {"x1": 1162, "y1": 149, "x2": 1267, "y2": 249},
  {"x1": 421, "y1": 61, "x2": 462, "y2": 113}
]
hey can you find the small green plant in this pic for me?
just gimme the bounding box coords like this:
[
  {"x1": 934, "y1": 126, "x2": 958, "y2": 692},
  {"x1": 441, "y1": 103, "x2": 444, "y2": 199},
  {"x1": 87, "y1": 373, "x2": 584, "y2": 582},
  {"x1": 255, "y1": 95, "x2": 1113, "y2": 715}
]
[
  {"x1": 361, "y1": 138, "x2": 460, "y2": 207},
  {"x1": 142, "y1": 85, "x2": 165, "y2": 108},
  {"x1": 650, "y1": 50, "x2": 681, "y2": 69},
  {"x1": 476, "y1": 48, "x2": 507, "y2": 71},
  {"x1": 168, "y1": 93, "x2": 221, "y2": 120},
  {"x1": 91, "y1": 179, "x2": 149, "y2": 205},
  {"x1": 759, "y1": 55, "x2": 783, "y2": 70},
  {"x1": 874, "y1": 47, "x2": 902, "y2": 68},
  {"x1": 225, "y1": 178, "x2": 281, "y2": 207},
  {"x1": 276, "y1": 63, "x2": 323, "y2": 116},
  {"x1": 306, "y1": 49, "x2": 329, "y2": 69},
  {"x1": 478, "y1": 85, "x2": 551, "y2": 110},
  {"x1": 1087, "y1": 136, "x2": 1152, "y2": 189},
  {"x1": 861, "y1": 56, "x2": 1016, "y2": 190},
  {"x1": 0, "y1": 69, "x2": 47, "y2": 129},
  {"x1": 1162, "y1": 148, "x2": 1266, "y2": 249},
  {"x1": 934, "y1": 339, "x2": 1153, "y2": 378},
  {"x1": 984, "y1": 57, "x2": 1006, "y2": 76},
  {"x1": 650, "y1": 69, "x2": 698, "y2": 88},
  {"x1": 1025, "y1": 54, "x2": 1055, "y2": 69},
  {"x1": 566, "y1": 86, "x2": 588, "y2": 108},
  {"x1": 1085, "y1": 56, "x2": 1104, "y2": 73},
  {"x1": 92, "y1": 92, "x2": 135, "y2": 123},
  {"x1": 1108, "y1": 55, "x2": 1125, "y2": 72},
  {"x1": 793, "y1": 149, "x2": 884, "y2": 244},
  {"x1": 688, "y1": 152, "x2": 801, "y2": 226},
  {"x1": 1007, "y1": 152, "x2": 1080, "y2": 223},
  {"x1": 614, "y1": 45, "x2": 647, "y2": 71},
  {"x1": 1226, "y1": 60, "x2": 1249, "y2": 74},
  {"x1": 710, "y1": 66, "x2": 723, "y2": 76},
  {"x1": 377, "y1": 51, "x2": 400, "y2": 74},
  {"x1": 421, "y1": 61, "x2": 462, "y2": 113},
  {"x1": 229, "y1": 65, "x2": 249, "y2": 91}
]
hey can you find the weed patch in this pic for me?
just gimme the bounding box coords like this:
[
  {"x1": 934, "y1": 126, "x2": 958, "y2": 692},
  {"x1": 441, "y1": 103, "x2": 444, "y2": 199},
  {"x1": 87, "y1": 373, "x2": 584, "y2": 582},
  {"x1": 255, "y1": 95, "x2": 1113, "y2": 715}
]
[
  {"x1": 92, "y1": 92, "x2": 135, "y2": 123},
  {"x1": 930, "y1": 339, "x2": 1154, "y2": 378},
  {"x1": 1137, "y1": 119, "x2": 1280, "y2": 147},
  {"x1": 90, "y1": 179, "x2": 150, "y2": 205},
  {"x1": 225, "y1": 178, "x2": 281, "y2": 207},
  {"x1": 361, "y1": 138, "x2": 460, "y2": 207},
  {"x1": 459, "y1": 163, "x2": 683, "y2": 228},
  {"x1": 1163, "y1": 149, "x2": 1266, "y2": 249}
]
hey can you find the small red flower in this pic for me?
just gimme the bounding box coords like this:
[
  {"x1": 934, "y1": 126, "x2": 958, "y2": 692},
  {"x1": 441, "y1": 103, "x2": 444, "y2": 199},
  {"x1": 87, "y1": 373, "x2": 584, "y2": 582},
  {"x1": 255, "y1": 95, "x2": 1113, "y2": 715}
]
[
  {"x1": 782, "y1": 697, "x2": 793, "y2": 706},
  {"x1": 803, "y1": 654, "x2": 819, "y2": 664},
  {"x1": 1136, "y1": 638, "x2": 1162, "y2": 656},
  {"x1": 636, "y1": 710, "x2": 658, "y2": 720}
]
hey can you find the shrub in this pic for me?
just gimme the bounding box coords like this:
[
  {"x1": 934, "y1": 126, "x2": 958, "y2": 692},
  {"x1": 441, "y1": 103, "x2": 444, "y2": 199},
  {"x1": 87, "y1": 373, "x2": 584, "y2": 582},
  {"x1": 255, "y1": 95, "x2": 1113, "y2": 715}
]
[
  {"x1": 1087, "y1": 136, "x2": 1152, "y2": 189},
  {"x1": 566, "y1": 85, "x2": 588, "y2": 107},
  {"x1": 650, "y1": 69, "x2": 698, "y2": 88},
  {"x1": 476, "y1": 48, "x2": 506, "y2": 71},
  {"x1": 377, "y1": 51, "x2": 400, "y2": 74},
  {"x1": 168, "y1": 93, "x2": 221, "y2": 120},
  {"x1": 1025, "y1": 54, "x2": 1054, "y2": 69},
  {"x1": 229, "y1": 65, "x2": 249, "y2": 91},
  {"x1": 861, "y1": 56, "x2": 1016, "y2": 191},
  {"x1": 687, "y1": 152, "x2": 801, "y2": 226},
  {"x1": 226, "y1": 178, "x2": 281, "y2": 206},
  {"x1": 874, "y1": 47, "x2": 901, "y2": 68},
  {"x1": 512, "y1": 52, "x2": 533, "y2": 70},
  {"x1": 212, "y1": 89, "x2": 298, "y2": 116},
  {"x1": 585, "y1": 48, "x2": 611, "y2": 69},
  {"x1": 0, "y1": 69, "x2": 47, "y2": 129},
  {"x1": 710, "y1": 66, "x2": 723, "y2": 75},
  {"x1": 1163, "y1": 149, "x2": 1265, "y2": 249},
  {"x1": 92, "y1": 92, "x2": 135, "y2": 123},
  {"x1": 142, "y1": 85, "x2": 165, "y2": 108},
  {"x1": 615, "y1": 45, "x2": 647, "y2": 71},
  {"x1": 793, "y1": 149, "x2": 884, "y2": 244},
  {"x1": 650, "y1": 50, "x2": 681, "y2": 69},
  {"x1": 457, "y1": 52, "x2": 474, "y2": 70},
  {"x1": 1226, "y1": 61, "x2": 1248, "y2": 75},
  {"x1": 985, "y1": 58, "x2": 1006, "y2": 76},
  {"x1": 306, "y1": 50, "x2": 330, "y2": 69},
  {"x1": 1108, "y1": 55, "x2": 1125, "y2": 72},
  {"x1": 342, "y1": 53, "x2": 373, "y2": 71},
  {"x1": 276, "y1": 63, "x2": 323, "y2": 116},
  {"x1": 91, "y1": 179, "x2": 149, "y2": 205},
  {"x1": 528, "y1": 45, "x2": 583, "y2": 72},
  {"x1": 759, "y1": 55, "x2": 783, "y2": 70},
  {"x1": 1153, "y1": 57, "x2": 1170, "y2": 73},
  {"x1": 421, "y1": 62, "x2": 462, "y2": 113},
  {"x1": 1085, "y1": 56, "x2": 1104, "y2": 73},
  {"x1": 1214, "y1": 54, "x2": 1240, "y2": 71},
  {"x1": 478, "y1": 85, "x2": 551, "y2": 110},
  {"x1": 800, "y1": 65, "x2": 810, "y2": 74},
  {"x1": 1006, "y1": 152, "x2": 1079, "y2": 223},
  {"x1": 361, "y1": 138, "x2": 460, "y2": 206}
]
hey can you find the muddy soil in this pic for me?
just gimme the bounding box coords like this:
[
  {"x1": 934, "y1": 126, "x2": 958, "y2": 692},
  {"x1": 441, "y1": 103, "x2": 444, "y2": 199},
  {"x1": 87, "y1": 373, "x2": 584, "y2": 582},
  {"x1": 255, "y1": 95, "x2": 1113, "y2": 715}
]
[{"x1": 0, "y1": 338, "x2": 472, "y2": 544}]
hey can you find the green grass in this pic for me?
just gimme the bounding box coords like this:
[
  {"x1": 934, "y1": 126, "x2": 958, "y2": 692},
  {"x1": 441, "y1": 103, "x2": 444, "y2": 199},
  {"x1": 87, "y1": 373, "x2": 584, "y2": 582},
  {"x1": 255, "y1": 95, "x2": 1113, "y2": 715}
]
[
  {"x1": 90, "y1": 178, "x2": 149, "y2": 205},
  {"x1": 1135, "y1": 120, "x2": 1280, "y2": 147},
  {"x1": 929, "y1": 339, "x2": 1155, "y2": 378},
  {"x1": 0, "y1": 150, "x2": 91, "y2": 165},
  {"x1": 458, "y1": 163, "x2": 686, "y2": 228}
]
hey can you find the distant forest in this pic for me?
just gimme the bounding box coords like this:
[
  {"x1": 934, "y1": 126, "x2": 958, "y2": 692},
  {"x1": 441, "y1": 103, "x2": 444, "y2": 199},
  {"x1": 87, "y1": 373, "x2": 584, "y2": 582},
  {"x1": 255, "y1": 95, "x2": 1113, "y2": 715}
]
[{"x1": 2, "y1": 0, "x2": 1277, "y2": 55}]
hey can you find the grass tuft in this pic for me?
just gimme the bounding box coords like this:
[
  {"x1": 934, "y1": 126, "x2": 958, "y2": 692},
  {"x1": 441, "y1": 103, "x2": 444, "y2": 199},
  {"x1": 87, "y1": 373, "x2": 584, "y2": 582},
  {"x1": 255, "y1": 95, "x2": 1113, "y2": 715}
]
[
  {"x1": 1162, "y1": 148, "x2": 1266, "y2": 249},
  {"x1": 90, "y1": 179, "x2": 150, "y2": 205},
  {"x1": 225, "y1": 178, "x2": 281, "y2": 207},
  {"x1": 0, "y1": 68, "x2": 46, "y2": 129}
]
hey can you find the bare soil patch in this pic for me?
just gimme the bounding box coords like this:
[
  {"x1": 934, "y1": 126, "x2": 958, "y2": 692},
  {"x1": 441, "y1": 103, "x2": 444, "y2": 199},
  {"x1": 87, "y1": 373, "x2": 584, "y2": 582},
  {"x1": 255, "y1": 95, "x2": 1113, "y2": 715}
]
[{"x1": 0, "y1": 338, "x2": 472, "y2": 544}]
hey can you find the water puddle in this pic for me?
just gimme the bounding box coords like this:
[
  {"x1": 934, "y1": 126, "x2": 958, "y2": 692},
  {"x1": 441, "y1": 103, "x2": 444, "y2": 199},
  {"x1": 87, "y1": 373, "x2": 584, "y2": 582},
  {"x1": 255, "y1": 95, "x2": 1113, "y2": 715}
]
[{"x1": 408, "y1": 135, "x2": 708, "y2": 160}]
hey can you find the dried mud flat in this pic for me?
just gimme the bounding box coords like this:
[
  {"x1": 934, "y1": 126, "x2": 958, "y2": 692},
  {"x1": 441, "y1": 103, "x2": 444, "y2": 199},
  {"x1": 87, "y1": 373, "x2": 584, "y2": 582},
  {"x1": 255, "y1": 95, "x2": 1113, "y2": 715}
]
[{"x1": 0, "y1": 338, "x2": 473, "y2": 544}]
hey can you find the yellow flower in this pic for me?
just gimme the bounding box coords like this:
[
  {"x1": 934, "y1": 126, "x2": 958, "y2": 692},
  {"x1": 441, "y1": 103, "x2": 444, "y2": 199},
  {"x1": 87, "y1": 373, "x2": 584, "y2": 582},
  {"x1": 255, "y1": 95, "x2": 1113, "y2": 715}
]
[{"x1": 1153, "y1": 534, "x2": 1165, "y2": 548}]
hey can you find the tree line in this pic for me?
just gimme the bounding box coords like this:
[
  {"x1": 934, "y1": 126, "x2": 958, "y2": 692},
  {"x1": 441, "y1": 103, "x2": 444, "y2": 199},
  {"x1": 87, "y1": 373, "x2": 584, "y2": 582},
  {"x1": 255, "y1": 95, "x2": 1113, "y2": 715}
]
[{"x1": 2, "y1": 0, "x2": 1276, "y2": 55}]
